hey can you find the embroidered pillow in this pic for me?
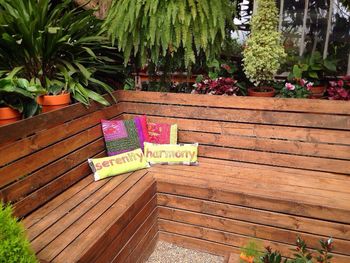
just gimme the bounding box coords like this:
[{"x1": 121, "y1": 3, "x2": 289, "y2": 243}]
[
  {"x1": 147, "y1": 123, "x2": 177, "y2": 144},
  {"x1": 144, "y1": 142, "x2": 198, "y2": 166},
  {"x1": 88, "y1": 149, "x2": 150, "y2": 181},
  {"x1": 101, "y1": 116, "x2": 149, "y2": 156}
]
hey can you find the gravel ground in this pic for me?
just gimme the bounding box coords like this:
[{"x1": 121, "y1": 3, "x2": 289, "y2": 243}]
[{"x1": 146, "y1": 241, "x2": 225, "y2": 263}]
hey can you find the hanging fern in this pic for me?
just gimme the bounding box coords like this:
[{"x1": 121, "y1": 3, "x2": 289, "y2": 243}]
[{"x1": 103, "y1": 0, "x2": 234, "y2": 67}]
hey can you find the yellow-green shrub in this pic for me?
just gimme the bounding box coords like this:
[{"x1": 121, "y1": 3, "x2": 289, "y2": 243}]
[
  {"x1": 243, "y1": 0, "x2": 286, "y2": 87},
  {"x1": 0, "y1": 203, "x2": 37, "y2": 263}
]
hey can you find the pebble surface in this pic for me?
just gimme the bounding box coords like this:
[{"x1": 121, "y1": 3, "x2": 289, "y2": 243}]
[{"x1": 146, "y1": 241, "x2": 225, "y2": 263}]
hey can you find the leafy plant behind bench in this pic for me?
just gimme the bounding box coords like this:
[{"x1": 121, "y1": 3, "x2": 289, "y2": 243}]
[
  {"x1": 0, "y1": 0, "x2": 124, "y2": 107},
  {"x1": 0, "y1": 67, "x2": 45, "y2": 117},
  {"x1": 103, "y1": 0, "x2": 234, "y2": 68},
  {"x1": 0, "y1": 202, "x2": 37, "y2": 263}
]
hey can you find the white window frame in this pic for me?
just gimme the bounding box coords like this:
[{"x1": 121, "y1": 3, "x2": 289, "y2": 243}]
[{"x1": 254, "y1": 0, "x2": 350, "y2": 75}]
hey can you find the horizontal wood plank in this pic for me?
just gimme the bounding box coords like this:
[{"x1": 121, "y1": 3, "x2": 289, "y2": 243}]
[
  {"x1": 111, "y1": 209, "x2": 158, "y2": 263},
  {"x1": 0, "y1": 125, "x2": 103, "y2": 189},
  {"x1": 117, "y1": 91, "x2": 350, "y2": 115},
  {"x1": 158, "y1": 206, "x2": 350, "y2": 255},
  {"x1": 120, "y1": 102, "x2": 350, "y2": 130},
  {"x1": 199, "y1": 145, "x2": 350, "y2": 174},
  {"x1": 158, "y1": 219, "x2": 349, "y2": 263},
  {"x1": 50, "y1": 173, "x2": 155, "y2": 263},
  {"x1": 82, "y1": 197, "x2": 158, "y2": 263},
  {"x1": 1, "y1": 139, "x2": 105, "y2": 204},
  {"x1": 0, "y1": 105, "x2": 121, "y2": 167},
  {"x1": 124, "y1": 114, "x2": 350, "y2": 146},
  {"x1": 155, "y1": 174, "x2": 350, "y2": 223}
]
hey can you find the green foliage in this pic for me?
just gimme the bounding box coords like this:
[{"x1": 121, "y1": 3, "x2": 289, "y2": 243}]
[
  {"x1": 0, "y1": 0, "x2": 123, "y2": 107},
  {"x1": 0, "y1": 68, "x2": 45, "y2": 117},
  {"x1": 104, "y1": 0, "x2": 234, "y2": 68},
  {"x1": 288, "y1": 51, "x2": 337, "y2": 84},
  {"x1": 240, "y1": 237, "x2": 334, "y2": 263},
  {"x1": 0, "y1": 202, "x2": 37, "y2": 263},
  {"x1": 240, "y1": 240, "x2": 263, "y2": 263},
  {"x1": 243, "y1": 0, "x2": 286, "y2": 87},
  {"x1": 123, "y1": 78, "x2": 136, "y2": 91},
  {"x1": 261, "y1": 247, "x2": 284, "y2": 263}
]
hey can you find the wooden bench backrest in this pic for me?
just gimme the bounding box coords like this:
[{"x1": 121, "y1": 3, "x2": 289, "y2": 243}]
[
  {"x1": 1, "y1": 90, "x2": 349, "y2": 217},
  {"x1": 119, "y1": 91, "x2": 350, "y2": 175},
  {"x1": 0, "y1": 94, "x2": 121, "y2": 218}
]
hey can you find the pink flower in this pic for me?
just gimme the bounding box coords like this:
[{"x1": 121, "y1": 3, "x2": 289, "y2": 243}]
[
  {"x1": 306, "y1": 82, "x2": 313, "y2": 90},
  {"x1": 300, "y1": 79, "x2": 306, "y2": 87},
  {"x1": 285, "y1": 83, "x2": 295, "y2": 91},
  {"x1": 338, "y1": 88, "x2": 348, "y2": 97},
  {"x1": 338, "y1": 80, "x2": 344, "y2": 87},
  {"x1": 329, "y1": 81, "x2": 337, "y2": 87}
]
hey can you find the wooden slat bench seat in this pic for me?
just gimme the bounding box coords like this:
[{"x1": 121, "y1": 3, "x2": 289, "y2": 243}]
[
  {"x1": 0, "y1": 94, "x2": 157, "y2": 263},
  {"x1": 119, "y1": 91, "x2": 350, "y2": 262},
  {"x1": 0, "y1": 90, "x2": 350, "y2": 262}
]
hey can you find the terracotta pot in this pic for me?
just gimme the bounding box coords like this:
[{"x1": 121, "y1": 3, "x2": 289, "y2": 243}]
[
  {"x1": 37, "y1": 93, "x2": 71, "y2": 113},
  {"x1": 0, "y1": 107, "x2": 21, "y2": 126},
  {"x1": 309, "y1": 86, "x2": 326, "y2": 99},
  {"x1": 240, "y1": 253, "x2": 254, "y2": 263},
  {"x1": 248, "y1": 87, "x2": 275, "y2": 97}
]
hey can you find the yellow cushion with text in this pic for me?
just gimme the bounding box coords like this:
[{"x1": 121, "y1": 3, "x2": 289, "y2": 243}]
[
  {"x1": 88, "y1": 148, "x2": 149, "y2": 181},
  {"x1": 144, "y1": 142, "x2": 198, "y2": 165}
]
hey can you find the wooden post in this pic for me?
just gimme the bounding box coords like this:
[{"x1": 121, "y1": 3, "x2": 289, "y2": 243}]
[
  {"x1": 253, "y1": 0, "x2": 258, "y2": 15},
  {"x1": 299, "y1": 0, "x2": 309, "y2": 57},
  {"x1": 323, "y1": 0, "x2": 334, "y2": 59},
  {"x1": 278, "y1": 0, "x2": 285, "y2": 32}
]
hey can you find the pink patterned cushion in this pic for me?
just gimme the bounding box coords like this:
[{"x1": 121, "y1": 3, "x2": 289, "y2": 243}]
[{"x1": 147, "y1": 123, "x2": 177, "y2": 144}]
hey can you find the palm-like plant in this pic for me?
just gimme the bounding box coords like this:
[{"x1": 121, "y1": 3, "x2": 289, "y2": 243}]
[{"x1": 0, "y1": 0, "x2": 123, "y2": 106}]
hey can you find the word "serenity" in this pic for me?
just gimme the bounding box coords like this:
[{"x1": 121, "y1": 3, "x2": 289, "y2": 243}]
[
  {"x1": 94, "y1": 152, "x2": 144, "y2": 170},
  {"x1": 145, "y1": 149, "x2": 196, "y2": 160}
]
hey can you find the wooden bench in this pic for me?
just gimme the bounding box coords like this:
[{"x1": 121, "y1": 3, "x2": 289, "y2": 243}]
[{"x1": 1, "y1": 90, "x2": 350, "y2": 262}]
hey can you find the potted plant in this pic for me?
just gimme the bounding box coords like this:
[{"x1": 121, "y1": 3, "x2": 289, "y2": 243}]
[
  {"x1": 278, "y1": 79, "x2": 313, "y2": 99},
  {"x1": 0, "y1": 68, "x2": 45, "y2": 125},
  {"x1": 192, "y1": 60, "x2": 243, "y2": 96},
  {"x1": 288, "y1": 51, "x2": 337, "y2": 99},
  {"x1": 0, "y1": 0, "x2": 123, "y2": 112},
  {"x1": 243, "y1": 0, "x2": 286, "y2": 97},
  {"x1": 0, "y1": 202, "x2": 38, "y2": 262}
]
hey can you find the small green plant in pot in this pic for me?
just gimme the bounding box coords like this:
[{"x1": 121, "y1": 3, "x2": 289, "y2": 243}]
[
  {"x1": 0, "y1": 0, "x2": 122, "y2": 112},
  {"x1": 0, "y1": 202, "x2": 38, "y2": 262},
  {"x1": 288, "y1": 51, "x2": 337, "y2": 99},
  {"x1": 0, "y1": 68, "x2": 45, "y2": 125},
  {"x1": 243, "y1": 0, "x2": 286, "y2": 97}
]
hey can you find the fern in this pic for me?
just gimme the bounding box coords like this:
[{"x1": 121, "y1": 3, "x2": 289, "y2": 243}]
[{"x1": 104, "y1": 0, "x2": 234, "y2": 68}]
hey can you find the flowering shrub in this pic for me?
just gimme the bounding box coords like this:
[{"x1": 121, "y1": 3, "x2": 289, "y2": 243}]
[
  {"x1": 192, "y1": 77, "x2": 240, "y2": 95},
  {"x1": 279, "y1": 79, "x2": 312, "y2": 98},
  {"x1": 327, "y1": 80, "x2": 350, "y2": 101}
]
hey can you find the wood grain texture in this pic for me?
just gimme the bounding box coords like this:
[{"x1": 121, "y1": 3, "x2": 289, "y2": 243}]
[
  {"x1": 120, "y1": 102, "x2": 350, "y2": 130},
  {"x1": 158, "y1": 219, "x2": 350, "y2": 263},
  {"x1": 1, "y1": 90, "x2": 348, "y2": 262},
  {"x1": 0, "y1": 91, "x2": 118, "y2": 145},
  {"x1": 157, "y1": 193, "x2": 350, "y2": 240},
  {"x1": 158, "y1": 206, "x2": 350, "y2": 255},
  {"x1": 50, "y1": 173, "x2": 155, "y2": 263},
  {"x1": 117, "y1": 90, "x2": 350, "y2": 114}
]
